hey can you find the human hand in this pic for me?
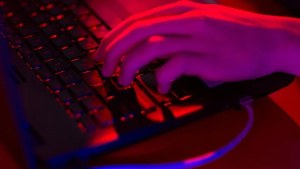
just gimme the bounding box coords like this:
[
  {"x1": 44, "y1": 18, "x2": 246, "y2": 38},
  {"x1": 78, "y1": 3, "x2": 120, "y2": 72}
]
[{"x1": 93, "y1": 1, "x2": 297, "y2": 93}]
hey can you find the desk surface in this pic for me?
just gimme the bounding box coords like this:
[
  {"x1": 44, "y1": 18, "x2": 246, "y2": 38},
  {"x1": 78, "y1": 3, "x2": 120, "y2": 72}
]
[{"x1": 1, "y1": 0, "x2": 300, "y2": 169}]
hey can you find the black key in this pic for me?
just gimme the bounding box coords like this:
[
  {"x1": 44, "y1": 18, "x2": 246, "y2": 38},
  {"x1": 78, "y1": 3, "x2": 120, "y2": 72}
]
[
  {"x1": 37, "y1": 46, "x2": 60, "y2": 62},
  {"x1": 95, "y1": 80, "x2": 116, "y2": 101},
  {"x1": 27, "y1": 35, "x2": 49, "y2": 49},
  {"x1": 32, "y1": 12, "x2": 50, "y2": 24},
  {"x1": 19, "y1": 1, "x2": 30, "y2": 8},
  {"x1": 17, "y1": 44, "x2": 33, "y2": 57},
  {"x1": 9, "y1": 14, "x2": 26, "y2": 25},
  {"x1": 68, "y1": 102, "x2": 85, "y2": 117},
  {"x1": 111, "y1": 76, "x2": 132, "y2": 90},
  {"x1": 1, "y1": 24, "x2": 15, "y2": 35},
  {"x1": 39, "y1": 0, "x2": 54, "y2": 5},
  {"x1": 57, "y1": 89, "x2": 73, "y2": 103},
  {"x1": 46, "y1": 78, "x2": 63, "y2": 92},
  {"x1": 132, "y1": 85, "x2": 157, "y2": 114},
  {"x1": 25, "y1": 54, "x2": 43, "y2": 69},
  {"x1": 82, "y1": 70, "x2": 103, "y2": 87},
  {"x1": 79, "y1": 36, "x2": 98, "y2": 51},
  {"x1": 170, "y1": 82, "x2": 192, "y2": 101},
  {"x1": 49, "y1": 6, "x2": 64, "y2": 16},
  {"x1": 58, "y1": 70, "x2": 81, "y2": 85},
  {"x1": 91, "y1": 105, "x2": 114, "y2": 127},
  {"x1": 82, "y1": 95, "x2": 104, "y2": 112},
  {"x1": 108, "y1": 89, "x2": 142, "y2": 122},
  {"x1": 80, "y1": 14, "x2": 100, "y2": 27},
  {"x1": 70, "y1": 82, "x2": 94, "y2": 99},
  {"x1": 58, "y1": 13, "x2": 77, "y2": 27},
  {"x1": 0, "y1": 3, "x2": 12, "y2": 14},
  {"x1": 23, "y1": 3, "x2": 39, "y2": 14},
  {"x1": 89, "y1": 25, "x2": 108, "y2": 39},
  {"x1": 140, "y1": 72, "x2": 157, "y2": 92},
  {"x1": 79, "y1": 115, "x2": 96, "y2": 132},
  {"x1": 47, "y1": 58, "x2": 70, "y2": 73},
  {"x1": 61, "y1": 0, "x2": 79, "y2": 6},
  {"x1": 35, "y1": 66, "x2": 53, "y2": 81},
  {"x1": 62, "y1": 45, "x2": 83, "y2": 60},
  {"x1": 71, "y1": 57, "x2": 94, "y2": 73},
  {"x1": 52, "y1": 34, "x2": 73, "y2": 48},
  {"x1": 17, "y1": 25, "x2": 38, "y2": 37},
  {"x1": 137, "y1": 73, "x2": 172, "y2": 106},
  {"x1": 71, "y1": 5, "x2": 90, "y2": 17},
  {"x1": 6, "y1": 34, "x2": 24, "y2": 48},
  {"x1": 68, "y1": 25, "x2": 88, "y2": 40},
  {"x1": 41, "y1": 22, "x2": 61, "y2": 35}
]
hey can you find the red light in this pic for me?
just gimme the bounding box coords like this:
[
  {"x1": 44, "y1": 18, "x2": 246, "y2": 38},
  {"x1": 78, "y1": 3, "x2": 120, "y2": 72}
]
[
  {"x1": 120, "y1": 116, "x2": 126, "y2": 122},
  {"x1": 170, "y1": 104, "x2": 204, "y2": 119},
  {"x1": 46, "y1": 3, "x2": 54, "y2": 10},
  {"x1": 30, "y1": 12, "x2": 38, "y2": 17},
  {"x1": 88, "y1": 127, "x2": 119, "y2": 147},
  {"x1": 179, "y1": 95, "x2": 192, "y2": 101},
  {"x1": 24, "y1": 34, "x2": 33, "y2": 39},
  {"x1": 16, "y1": 22, "x2": 24, "y2": 28},
  {"x1": 39, "y1": 23, "x2": 48, "y2": 28},
  {"x1": 5, "y1": 12, "x2": 14, "y2": 17},
  {"x1": 90, "y1": 25, "x2": 97, "y2": 31},
  {"x1": 61, "y1": 46, "x2": 69, "y2": 50},
  {"x1": 49, "y1": 34, "x2": 58, "y2": 39},
  {"x1": 88, "y1": 49, "x2": 96, "y2": 54},
  {"x1": 148, "y1": 35, "x2": 164, "y2": 43},
  {"x1": 77, "y1": 122, "x2": 87, "y2": 133},
  {"x1": 56, "y1": 14, "x2": 64, "y2": 20},
  {"x1": 34, "y1": 46, "x2": 44, "y2": 51},
  {"x1": 39, "y1": 6, "x2": 45, "y2": 11},
  {"x1": 66, "y1": 25, "x2": 74, "y2": 31},
  {"x1": 77, "y1": 37, "x2": 85, "y2": 42},
  {"x1": 129, "y1": 114, "x2": 134, "y2": 119}
]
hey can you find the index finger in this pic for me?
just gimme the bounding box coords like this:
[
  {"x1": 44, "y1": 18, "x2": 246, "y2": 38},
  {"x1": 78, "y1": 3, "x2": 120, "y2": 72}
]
[{"x1": 94, "y1": 1, "x2": 199, "y2": 61}]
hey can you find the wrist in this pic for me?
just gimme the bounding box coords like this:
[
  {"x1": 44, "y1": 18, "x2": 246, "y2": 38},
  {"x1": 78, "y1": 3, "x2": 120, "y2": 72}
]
[
  {"x1": 272, "y1": 18, "x2": 300, "y2": 76},
  {"x1": 281, "y1": 31, "x2": 300, "y2": 76}
]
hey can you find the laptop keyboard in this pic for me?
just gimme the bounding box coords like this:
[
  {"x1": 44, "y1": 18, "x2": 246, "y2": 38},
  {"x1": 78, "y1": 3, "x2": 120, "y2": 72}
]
[{"x1": 0, "y1": 0, "x2": 203, "y2": 133}]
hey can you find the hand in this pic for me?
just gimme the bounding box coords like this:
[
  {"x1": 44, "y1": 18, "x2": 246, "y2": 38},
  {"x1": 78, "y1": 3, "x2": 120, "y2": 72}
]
[{"x1": 93, "y1": 1, "x2": 298, "y2": 93}]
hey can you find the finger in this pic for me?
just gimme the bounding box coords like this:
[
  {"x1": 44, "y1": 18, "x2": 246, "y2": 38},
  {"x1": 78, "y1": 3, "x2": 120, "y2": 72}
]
[
  {"x1": 93, "y1": 1, "x2": 202, "y2": 61},
  {"x1": 155, "y1": 55, "x2": 188, "y2": 94},
  {"x1": 118, "y1": 36, "x2": 205, "y2": 85},
  {"x1": 101, "y1": 15, "x2": 193, "y2": 77}
]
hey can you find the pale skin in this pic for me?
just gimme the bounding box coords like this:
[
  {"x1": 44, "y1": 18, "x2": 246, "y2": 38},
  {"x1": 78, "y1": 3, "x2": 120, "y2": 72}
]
[{"x1": 93, "y1": 1, "x2": 300, "y2": 93}]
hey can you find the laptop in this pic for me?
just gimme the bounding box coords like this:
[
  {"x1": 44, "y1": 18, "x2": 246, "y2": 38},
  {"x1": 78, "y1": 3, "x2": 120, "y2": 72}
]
[{"x1": 0, "y1": 0, "x2": 295, "y2": 168}]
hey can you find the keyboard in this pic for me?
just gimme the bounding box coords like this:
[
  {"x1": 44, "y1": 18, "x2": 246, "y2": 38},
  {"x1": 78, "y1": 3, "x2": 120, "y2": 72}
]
[
  {"x1": 1, "y1": 0, "x2": 214, "y2": 134},
  {"x1": 0, "y1": 0, "x2": 294, "y2": 155}
]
